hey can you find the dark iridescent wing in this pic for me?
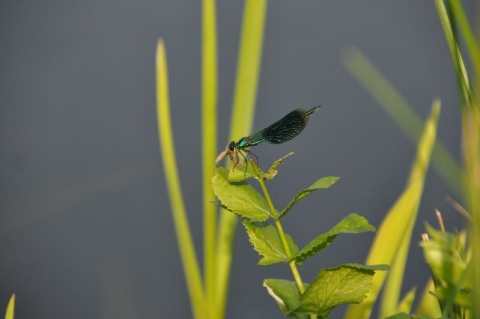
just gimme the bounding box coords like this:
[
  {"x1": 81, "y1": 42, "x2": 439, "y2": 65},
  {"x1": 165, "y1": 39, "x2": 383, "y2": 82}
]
[{"x1": 248, "y1": 108, "x2": 309, "y2": 145}]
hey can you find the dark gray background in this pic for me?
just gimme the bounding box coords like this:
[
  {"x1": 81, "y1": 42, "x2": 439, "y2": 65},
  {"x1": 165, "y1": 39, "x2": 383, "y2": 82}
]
[{"x1": 0, "y1": 0, "x2": 470, "y2": 318}]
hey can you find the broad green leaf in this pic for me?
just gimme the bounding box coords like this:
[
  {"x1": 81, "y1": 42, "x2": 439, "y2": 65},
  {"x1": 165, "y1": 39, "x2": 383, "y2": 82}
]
[
  {"x1": 4, "y1": 294, "x2": 15, "y2": 319},
  {"x1": 295, "y1": 213, "x2": 375, "y2": 263},
  {"x1": 346, "y1": 102, "x2": 440, "y2": 319},
  {"x1": 226, "y1": 158, "x2": 258, "y2": 182},
  {"x1": 298, "y1": 264, "x2": 387, "y2": 314},
  {"x1": 396, "y1": 287, "x2": 416, "y2": 315},
  {"x1": 243, "y1": 220, "x2": 298, "y2": 265},
  {"x1": 212, "y1": 167, "x2": 270, "y2": 222},
  {"x1": 280, "y1": 176, "x2": 340, "y2": 218},
  {"x1": 263, "y1": 279, "x2": 309, "y2": 318}
]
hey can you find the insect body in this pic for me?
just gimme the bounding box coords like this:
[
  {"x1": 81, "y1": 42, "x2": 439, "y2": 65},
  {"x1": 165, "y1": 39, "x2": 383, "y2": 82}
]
[{"x1": 215, "y1": 105, "x2": 321, "y2": 167}]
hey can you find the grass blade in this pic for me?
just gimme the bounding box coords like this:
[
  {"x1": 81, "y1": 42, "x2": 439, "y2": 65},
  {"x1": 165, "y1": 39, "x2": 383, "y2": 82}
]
[
  {"x1": 202, "y1": 0, "x2": 218, "y2": 316},
  {"x1": 215, "y1": 1, "x2": 268, "y2": 318},
  {"x1": 4, "y1": 294, "x2": 14, "y2": 319},
  {"x1": 345, "y1": 101, "x2": 440, "y2": 319},
  {"x1": 156, "y1": 39, "x2": 205, "y2": 318},
  {"x1": 342, "y1": 48, "x2": 462, "y2": 196}
]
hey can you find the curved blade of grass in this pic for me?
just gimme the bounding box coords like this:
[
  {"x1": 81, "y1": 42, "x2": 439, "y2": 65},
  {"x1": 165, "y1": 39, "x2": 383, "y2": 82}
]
[
  {"x1": 415, "y1": 278, "x2": 441, "y2": 318},
  {"x1": 345, "y1": 101, "x2": 440, "y2": 319},
  {"x1": 447, "y1": 0, "x2": 480, "y2": 80},
  {"x1": 4, "y1": 294, "x2": 14, "y2": 319},
  {"x1": 434, "y1": 0, "x2": 475, "y2": 108},
  {"x1": 342, "y1": 48, "x2": 462, "y2": 196},
  {"x1": 202, "y1": 0, "x2": 218, "y2": 316},
  {"x1": 215, "y1": 1, "x2": 268, "y2": 317},
  {"x1": 156, "y1": 40, "x2": 205, "y2": 318},
  {"x1": 434, "y1": 1, "x2": 480, "y2": 316}
]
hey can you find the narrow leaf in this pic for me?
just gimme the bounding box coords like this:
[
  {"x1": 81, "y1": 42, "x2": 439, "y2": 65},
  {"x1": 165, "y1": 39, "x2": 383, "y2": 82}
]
[
  {"x1": 298, "y1": 264, "x2": 386, "y2": 314},
  {"x1": 345, "y1": 102, "x2": 440, "y2": 319},
  {"x1": 215, "y1": 1, "x2": 268, "y2": 316},
  {"x1": 396, "y1": 287, "x2": 416, "y2": 315},
  {"x1": 384, "y1": 313, "x2": 411, "y2": 319},
  {"x1": 280, "y1": 176, "x2": 340, "y2": 218},
  {"x1": 4, "y1": 294, "x2": 14, "y2": 319},
  {"x1": 212, "y1": 167, "x2": 270, "y2": 222},
  {"x1": 295, "y1": 213, "x2": 375, "y2": 263},
  {"x1": 243, "y1": 220, "x2": 298, "y2": 265},
  {"x1": 156, "y1": 40, "x2": 204, "y2": 317},
  {"x1": 415, "y1": 279, "x2": 442, "y2": 318}
]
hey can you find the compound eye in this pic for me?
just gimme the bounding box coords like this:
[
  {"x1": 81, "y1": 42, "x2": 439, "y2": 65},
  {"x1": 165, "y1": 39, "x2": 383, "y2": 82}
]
[{"x1": 228, "y1": 141, "x2": 235, "y2": 151}]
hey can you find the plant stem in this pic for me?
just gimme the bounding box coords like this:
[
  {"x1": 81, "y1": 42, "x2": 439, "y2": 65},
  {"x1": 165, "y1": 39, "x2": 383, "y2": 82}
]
[{"x1": 254, "y1": 167, "x2": 316, "y2": 319}]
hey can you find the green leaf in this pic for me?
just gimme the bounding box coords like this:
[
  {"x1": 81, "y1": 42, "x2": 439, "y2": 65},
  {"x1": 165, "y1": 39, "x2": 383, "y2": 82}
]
[
  {"x1": 396, "y1": 287, "x2": 416, "y2": 315},
  {"x1": 212, "y1": 167, "x2": 271, "y2": 222},
  {"x1": 263, "y1": 279, "x2": 309, "y2": 318},
  {"x1": 435, "y1": 286, "x2": 472, "y2": 308},
  {"x1": 420, "y1": 225, "x2": 469, "y2": 287},
  {"x1": 156, "y1": 40, "x2": 204, "y2": 318},
  {"x1": 295, "y1": 213, "x2": 375, "y2": 263},
  {"x1": 298, "y1": 264, "x2": 387, "y2": 314},
  {"x1": 280, "y1": 176, "x2": 340, "y2": 218},
  {"x1": 243, "y1": 220, "x2": 298, "y2": 265},
  {"x1": 345, "y1": 102, "x2": 440, "y2": 319},
  {"x1": 415, "y1": 279, "x2": 441, "y2": 318},
  {"x1": 4, "y1": 294, "x2": 15, "y2": 319},
  {"x1": 384, "y1": 313, "x2": 412, "y2": 319},
  {"x1": 215, "y1": 1, "x2": 268, "y2": 316}
]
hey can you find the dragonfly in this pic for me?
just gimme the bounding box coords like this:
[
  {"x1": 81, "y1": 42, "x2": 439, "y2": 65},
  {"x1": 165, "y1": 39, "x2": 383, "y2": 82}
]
[{"x1": 215, "y1": 105, "x2": 321, "y2": 167}]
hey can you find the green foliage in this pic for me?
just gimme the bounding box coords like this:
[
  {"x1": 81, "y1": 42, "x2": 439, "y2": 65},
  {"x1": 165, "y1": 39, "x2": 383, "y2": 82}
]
[
  {"x1": 243, "y1": 220, "x2": 298, "y2": 265},
  {"x1": 212, "y1": 167, "x2": 271, "y2": 222},
  {"x1": 263, "y1": 279, "x2": 310, "y2": 318},
  {"x1": 280, "y1": 176, "x2": 340, "y2": 219},
  {"x1": 212, "y1": 156, "x2": 385, "y2": 318},
  {"x1": 295, "y1": 213, "x2": 375, "y2": 263},
  {"x1": 298, "y1": 264, "x2": 389, "y2": 317},
  {"x1": 420, "y1": 226, "x2": 471, "y2": 318}
]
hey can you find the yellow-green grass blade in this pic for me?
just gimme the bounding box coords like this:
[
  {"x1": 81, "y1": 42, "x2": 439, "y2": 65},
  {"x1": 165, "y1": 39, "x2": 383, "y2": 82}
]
[
  {"x1": 434, "y1": 0, "x2": 480, "y2": 315},
  {"x1": 342, "y1": 48, "x2": 462, "y2": 196},
  {"x1": 415, "y1": 279, "x2": 441, "y2": 318},
  {"x1": 345, "y1": 101, "x2": 440, "y2": 319},
  {"x1": 434, "y1": 0, "x2": 475, "y2": 108},
  {"x1": 4, "y1": 294, "x2": 14, "y2": 319},
  {"x1": 156, "y1": 40, "x2": 205, "y2": 319},
  {"x1": 216, "y1": 0, "x2": 268, "y2": 317},
  {"x1": 447, "y1": 0, "x2": 480, "y2": 81},
  {"x1": 202, "y1": 0, "x2": 218, "y2": 316}
]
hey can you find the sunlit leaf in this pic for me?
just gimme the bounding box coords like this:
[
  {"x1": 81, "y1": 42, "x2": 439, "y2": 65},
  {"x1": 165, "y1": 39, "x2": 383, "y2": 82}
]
[
  {"x1": 4, "y1": 294, "x2": 15, "y2": 319},
  {"x1": 212, "y1": 167, "x2": 270, "y2": 222},
  {"x1": 280, "y1": 176, "x2": 340, "y2": 218},
  {"x1": 243, "y1": 220, "x2": 298, "y2": 265},
  {"x1": 295, "y1": 213, "x2": 375, "y2": 263},
  {"x1": 263, "y1": 279, "x2": 309, "y2": 318},
  {"x1": 345, "y1": 101, "x2": 440, "y2": 319},
  {"x1": 298, "y1": 264, "x2": 387, "y2": 314}
]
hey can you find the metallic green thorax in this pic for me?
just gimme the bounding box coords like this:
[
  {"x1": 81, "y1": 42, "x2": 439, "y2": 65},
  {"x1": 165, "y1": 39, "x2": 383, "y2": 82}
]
[{"x1": 216, "y1": 105, "x2": 321, "y2": 166}]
